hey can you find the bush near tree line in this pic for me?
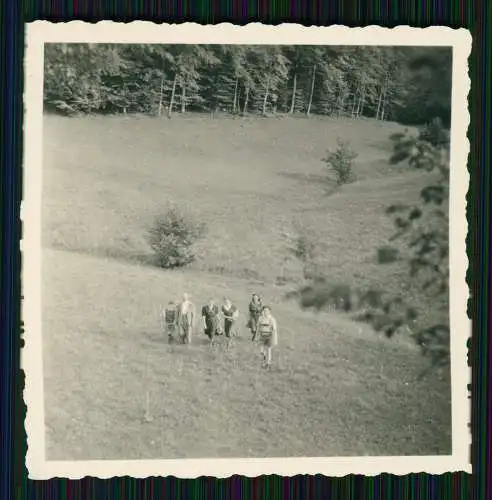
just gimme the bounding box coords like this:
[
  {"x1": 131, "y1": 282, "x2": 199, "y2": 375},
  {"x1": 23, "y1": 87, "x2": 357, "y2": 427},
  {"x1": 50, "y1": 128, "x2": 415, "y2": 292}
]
[{"x1": 291, "y1": 117, "x2": 452, "y2": 367}]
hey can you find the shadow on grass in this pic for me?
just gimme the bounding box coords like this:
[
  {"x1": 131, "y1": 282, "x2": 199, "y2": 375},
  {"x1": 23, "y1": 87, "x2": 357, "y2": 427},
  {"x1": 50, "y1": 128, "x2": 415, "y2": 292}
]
[
  {"x1": 50, "y1": 242, "x2": 166, "y2": 271},
  {"x1": 49, "y1": 243, "x2": 269, "y2": 286},
  {"x1": 276, "y1": 171, "x2": 339, "y2": 196},
  {"x1": 277, "y1": 171, "x2": 327, "y2": 185},
  {"x1": 139, "y1": 329, "x2": 217, "y2": 352}
]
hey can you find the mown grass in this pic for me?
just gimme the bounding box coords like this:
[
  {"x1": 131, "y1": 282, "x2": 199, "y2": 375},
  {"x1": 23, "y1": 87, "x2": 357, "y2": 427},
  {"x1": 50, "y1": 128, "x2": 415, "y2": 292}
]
[
  {"x1": 41, "y1": 113, "x2": 451, "y2": 459},
  {"x1": 42, "y1": 114, "x2": 421, "y2": 285},
  {"x1": 43, "y1": 249, "x2": 451, "y2": 460}
]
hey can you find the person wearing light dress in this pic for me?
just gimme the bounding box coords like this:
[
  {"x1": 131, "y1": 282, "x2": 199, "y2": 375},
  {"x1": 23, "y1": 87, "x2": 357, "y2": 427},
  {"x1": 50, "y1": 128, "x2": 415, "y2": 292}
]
[{"x1": 257, "y1": 305, "x2": 278, "y2": 369}]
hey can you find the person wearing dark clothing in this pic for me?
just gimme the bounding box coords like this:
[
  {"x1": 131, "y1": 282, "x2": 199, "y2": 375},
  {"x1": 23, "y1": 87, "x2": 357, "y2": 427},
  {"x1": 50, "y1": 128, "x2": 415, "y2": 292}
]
[
  {"x1": 248, "y1": 293, "x2": 263, "y2": 341},
  {"x1": 222, "y1": 297, "x2": 239, "y2": 339},
  {"x1": 202, "y1": 299, "x2": 221, "y2": 341}
]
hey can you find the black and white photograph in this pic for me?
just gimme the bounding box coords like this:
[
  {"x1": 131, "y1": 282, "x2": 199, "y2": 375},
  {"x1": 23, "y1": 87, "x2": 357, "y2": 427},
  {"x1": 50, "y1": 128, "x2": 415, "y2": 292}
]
[{"x1": 23, "y1": 23, "x2": 471, "y2": 478}]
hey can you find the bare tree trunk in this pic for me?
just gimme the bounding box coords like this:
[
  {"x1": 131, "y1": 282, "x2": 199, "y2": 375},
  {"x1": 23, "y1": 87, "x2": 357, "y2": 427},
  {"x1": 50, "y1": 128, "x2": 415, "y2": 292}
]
[
  {"x1": 211, "y1": 73, "x2": 220, "y2": 117},
  {"x1": 262, "y1": 79, "x2": 270, "y2": 115},
  {"x1": 121, "y1": 83, "x2": 127, "y2": 115},
  {"x1": 381, "y1": 86, "x2": 387, "y2": 121},
  {"x1": 359, "y1": 84, "x2": 366, "y2": 118},
  {"x1": 355, "y1": 74, "x2": 366, "y2": 118},
  {"x1": 232, "y1": 77, "x2": 239, "y2": 114},
  {"x1": 158, "y1": 73, "x2": 165, "y2": 117},
  {"x1": 289, "y1": 72, "x2": 297, "y2": 114},
  {"x1": 168, "y1": 73, "x2": 177, "y2": 118},
  {"x1": 351, "y1": 91, "x2": 357, "y2": 118},
  {"x1": 381, "y1": 75, "x2": 391, "y2": 120},
  {"x1": 338, "y1": 92, "x2": 346, "y2": 116},
  {"x1": 237, "y1": 86, "x2": 242, "y2": 113},
  {"x1": 375, "y1": 85, "x2": 383, "y2": 119},
  {"x1": 355, "y1": 86, "x2": 364, "y2": 118},
  {"x1": 180, "y1": 77, "x2": 186, "y2": 114},
  {"x1": 243, "y1": 86, "x2": 249, "y2": 114},
  {"x1": 306, "y1": 63, "x2": 317, "y2": 117}
]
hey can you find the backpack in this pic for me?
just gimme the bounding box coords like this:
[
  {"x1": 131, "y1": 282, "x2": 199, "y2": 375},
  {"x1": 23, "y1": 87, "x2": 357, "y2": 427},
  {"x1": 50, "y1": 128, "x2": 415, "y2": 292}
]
[
  {"x1": 258, "y1": 318, "x2": 273, "y2": 337},
  {"x1": 165, "y1": 308, "x2": 177, "y2": 324}
]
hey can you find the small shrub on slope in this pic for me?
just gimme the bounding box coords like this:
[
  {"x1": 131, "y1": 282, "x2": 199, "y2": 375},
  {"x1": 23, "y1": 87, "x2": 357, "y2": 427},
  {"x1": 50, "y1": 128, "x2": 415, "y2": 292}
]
[
  {"x1": 322, "y1": 138, "x2": 358, "y2": 186},
  {"x1": 146, "y1": 207, "x2": 206, "y2": 269}
]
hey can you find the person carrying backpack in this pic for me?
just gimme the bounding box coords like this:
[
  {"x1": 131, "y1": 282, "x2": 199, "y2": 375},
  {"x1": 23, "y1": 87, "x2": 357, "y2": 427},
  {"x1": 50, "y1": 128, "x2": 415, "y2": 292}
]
[
  {"x1": 162, "y1": 300, "x2": 178, "y2": 344},
  {"x1": 257, "y1": 305, "x2": 278, "y2": 370}
]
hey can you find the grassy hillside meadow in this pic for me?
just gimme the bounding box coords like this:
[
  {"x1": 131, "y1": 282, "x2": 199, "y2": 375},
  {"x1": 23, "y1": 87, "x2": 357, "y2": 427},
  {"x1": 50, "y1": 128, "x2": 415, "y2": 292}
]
[{"x1": 41, "y1": 113, "x2": 451, "y2": 460}]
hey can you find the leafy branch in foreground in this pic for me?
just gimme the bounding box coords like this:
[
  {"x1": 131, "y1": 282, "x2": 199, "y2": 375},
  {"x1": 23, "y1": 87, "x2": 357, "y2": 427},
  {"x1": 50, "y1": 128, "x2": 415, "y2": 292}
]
[{"x1": 291, "y1": 121, "x2": 451, "y2": 366}]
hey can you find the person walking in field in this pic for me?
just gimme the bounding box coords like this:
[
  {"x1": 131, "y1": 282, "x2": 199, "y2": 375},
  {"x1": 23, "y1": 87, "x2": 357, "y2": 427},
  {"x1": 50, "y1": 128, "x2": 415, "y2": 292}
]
[
  {"x1": 257, "y1": 306, "x2": 278, "y2": 370},
  {"x1": 162, "y1": 300, "x2": 178, "y2": 344},
  {"x1": 202, "y1": 298, "x2": 221, "y2": 343},
  {"x1": 222, "y1": 297, "x2": 239, "y2": 343},
  {"x1": 176, "y1": 293, "x2": 196, "y2": 344},
  {"x1": 248, "y1": 293, "x2": 263, "y2": 341}
]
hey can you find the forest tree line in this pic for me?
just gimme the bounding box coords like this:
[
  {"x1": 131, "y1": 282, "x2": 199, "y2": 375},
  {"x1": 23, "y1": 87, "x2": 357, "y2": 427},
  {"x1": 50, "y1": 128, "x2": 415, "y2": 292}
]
[{"x1": 43, "y1": 44, "x2": 452, "y2": 126}]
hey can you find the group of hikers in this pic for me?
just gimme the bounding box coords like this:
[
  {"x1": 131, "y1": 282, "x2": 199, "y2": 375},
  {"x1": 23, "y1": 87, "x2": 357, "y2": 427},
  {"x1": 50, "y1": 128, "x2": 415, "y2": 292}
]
[{"x1": 160, "y1": 292, "x2": 279, "y2": 369}]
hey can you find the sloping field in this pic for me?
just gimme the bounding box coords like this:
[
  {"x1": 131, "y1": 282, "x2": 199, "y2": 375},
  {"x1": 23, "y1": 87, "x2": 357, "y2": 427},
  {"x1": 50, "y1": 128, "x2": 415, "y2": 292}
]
[
  {"x1": 40, "y1": 114, "x2": 451, "y2": 459},
  {"x1": 43, "y1": 249, "x2": 451, "y2": 460},
  {"x1": 42, "y1": 114, "x2": 427, "y2": 288}
]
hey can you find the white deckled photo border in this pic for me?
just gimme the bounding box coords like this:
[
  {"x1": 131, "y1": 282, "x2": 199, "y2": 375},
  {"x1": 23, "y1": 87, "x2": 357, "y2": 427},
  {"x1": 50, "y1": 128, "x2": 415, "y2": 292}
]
[{"x1": 22, "y1": 21, "x2": 472, "y2": 479}]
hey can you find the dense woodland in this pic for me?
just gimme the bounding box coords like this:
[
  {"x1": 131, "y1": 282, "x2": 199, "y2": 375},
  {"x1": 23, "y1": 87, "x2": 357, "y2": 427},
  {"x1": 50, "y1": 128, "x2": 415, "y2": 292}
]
[{"x1": 43, "y1": 44, "x2": 452, "y2": 126}]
